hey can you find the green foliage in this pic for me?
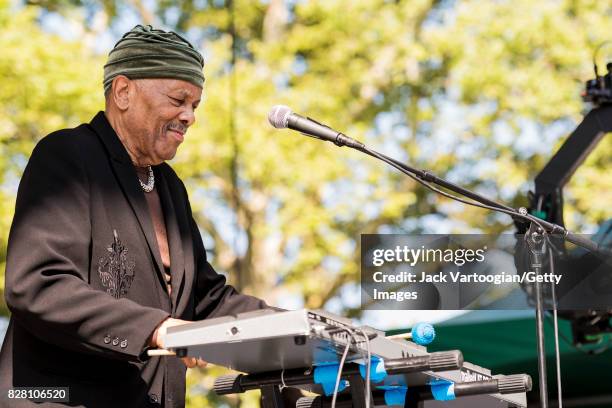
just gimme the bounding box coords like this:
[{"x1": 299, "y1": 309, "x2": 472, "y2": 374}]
[
  {"x1": 167, "y1": 0, "x2": 611, "y2": 311},
  {"x1": 0, "y1": 0, "x2": 103, "y2": 313}
]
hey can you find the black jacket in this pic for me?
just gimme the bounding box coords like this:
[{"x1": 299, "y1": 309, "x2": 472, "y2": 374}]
[{"x1": 0, "y1": 112, "x2": 266, "y2": 407}]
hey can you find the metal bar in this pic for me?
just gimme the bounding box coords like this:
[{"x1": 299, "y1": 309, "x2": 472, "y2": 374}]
[
  {"x1": 535, "y1": 105, "x2": 612, "y2": 194},
  {"x1": 260, "y1": 385, "x2": 284, "y2": 408},
  {"x1": 529, "y1": 228, "x2": 549, "y2": 408},
  {"x1": 348, "y1": 375, "x2": 368, "y2": 408}
]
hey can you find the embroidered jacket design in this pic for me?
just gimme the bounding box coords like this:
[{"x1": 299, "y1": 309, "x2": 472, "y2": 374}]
[{"x1": 98, "y1": 229, "x2": 135, "y2": 298}]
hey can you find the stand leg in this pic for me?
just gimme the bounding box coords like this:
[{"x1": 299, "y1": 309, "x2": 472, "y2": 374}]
[
  {"x1": 535, "y1": 278, "x2": 549, "y2": 408},
  {"x1": 526, "y1": 225, "x2": 549, "y2": 408},
  {"x1": 348, "y1": 374, "x2": 370, "y2": 408},
  {"x1": 261, "y1": 385, "x2": 284, "y2": 408},
  {"x1": 403, "y1": 389, "x2": 424, "y2": 408}
]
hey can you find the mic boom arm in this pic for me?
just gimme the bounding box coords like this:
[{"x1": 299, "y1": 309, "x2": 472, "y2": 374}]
[{"x1": 268, "y1": 105, "x2": 602, "y2": 252}]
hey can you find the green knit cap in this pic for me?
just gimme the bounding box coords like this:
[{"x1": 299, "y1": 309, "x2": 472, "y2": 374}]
[{"x1": 103, "y1": 24, "x2": 205, "y2": 94}]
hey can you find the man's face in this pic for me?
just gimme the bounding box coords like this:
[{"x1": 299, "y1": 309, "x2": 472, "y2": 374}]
[{"x1": 125, "y1": 78, "x2": 202, "y2": 164}]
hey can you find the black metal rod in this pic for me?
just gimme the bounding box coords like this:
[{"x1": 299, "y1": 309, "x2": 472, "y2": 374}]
[
  {"x1": 534, "y1": 264, "x2": 549, "y2": 408},
  {"x1": 526, "y1": 225, "x2": 549, "y2": 408},
  {"x1": 347, "y1": 374, "x2": 369, "y2": 408},
  {"x1": 352, "y1": 145, "x2": 600, "y2": 253},
  {"x1": 535, "y1": 105, "x2": 612, "y2": 194},
  {"x1": 260, "y1": 385, "x2": 285, "y2": 408},
  {"x1": 376, "y1": 151, "x2": 516, "y2": 213}
]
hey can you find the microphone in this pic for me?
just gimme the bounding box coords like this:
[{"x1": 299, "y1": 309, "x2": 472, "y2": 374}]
[{"x1": 268, "y1": 105, "x2": 364, "y2": 149}]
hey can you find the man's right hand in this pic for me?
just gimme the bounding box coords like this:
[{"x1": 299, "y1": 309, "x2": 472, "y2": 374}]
[{"x1": 150, "y1": 317, "x2": 208, "y2": 368}]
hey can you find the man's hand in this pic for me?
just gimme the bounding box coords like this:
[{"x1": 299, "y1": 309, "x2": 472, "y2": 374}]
[
  {"x1": 181, "y1": 356, "x2": 208, "y2": 368},
  {"x1": 150, "y1": 317, "x2": 208, "y2": 368}
]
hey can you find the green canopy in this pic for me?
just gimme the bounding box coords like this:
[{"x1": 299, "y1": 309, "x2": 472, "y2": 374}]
[{"x1": 388, "y1": 311, "x2": 612, "y2": 407}]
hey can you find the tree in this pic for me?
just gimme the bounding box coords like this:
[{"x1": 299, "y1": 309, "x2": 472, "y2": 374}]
[{"x1": 0, "y1": 0, "x2": 104, "y2": 313}]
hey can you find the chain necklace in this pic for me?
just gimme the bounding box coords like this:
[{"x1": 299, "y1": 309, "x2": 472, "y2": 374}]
[{"x1": 138, "y1": 166, "x2": 155, "y2": 192}]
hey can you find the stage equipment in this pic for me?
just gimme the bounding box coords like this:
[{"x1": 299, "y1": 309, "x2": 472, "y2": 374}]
[
  {"x1": 162, "y1": 309, "x2": 531, "y2": 407},
  {"x1": 518, "y1": 80, "x2": 612, "y2": 407}
]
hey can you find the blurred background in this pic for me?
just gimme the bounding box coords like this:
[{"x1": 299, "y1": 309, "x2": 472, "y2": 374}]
[{"x1": 0, "y1": 0, "x2": 610, "y2": 406}]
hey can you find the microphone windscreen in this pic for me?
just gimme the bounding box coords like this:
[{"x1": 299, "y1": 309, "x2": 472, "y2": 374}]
[{"x1": 268, "y1": 105, "x2": 292, "y2": 129}]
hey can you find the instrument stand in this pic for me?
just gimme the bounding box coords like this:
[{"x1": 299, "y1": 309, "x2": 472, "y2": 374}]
[
  {"x1": 525, "y1": 223, "x2": 549, "y2": 408},
  {"x1": 215, "y1": 350, "x2": 467, "y2": 408},
  {"x1": 212, "y1": 347, "x2": 533, "y2": 407}
]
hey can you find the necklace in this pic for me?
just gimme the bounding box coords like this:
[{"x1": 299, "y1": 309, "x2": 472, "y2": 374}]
[{"x1": 138, "y1": 166, "x2": 155, "y2": 192}]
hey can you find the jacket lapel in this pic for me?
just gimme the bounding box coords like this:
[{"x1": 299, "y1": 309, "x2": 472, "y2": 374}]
[
  {"x1": 156, "y1": 168, "x2": 186, "y2": 313},
  {"x1": 88, "y1": 112, "x2": 167, "y2": 283}
]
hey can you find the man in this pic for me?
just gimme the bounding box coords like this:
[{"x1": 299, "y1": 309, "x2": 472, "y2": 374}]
[{"x1": 0, "y1": 25, "x2": 267, "y2": 407}]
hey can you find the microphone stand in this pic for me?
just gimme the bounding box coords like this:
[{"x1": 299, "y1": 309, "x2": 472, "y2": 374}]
[{"x1": 323, "y1": 133, "x2": 606, "y2": 408}]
